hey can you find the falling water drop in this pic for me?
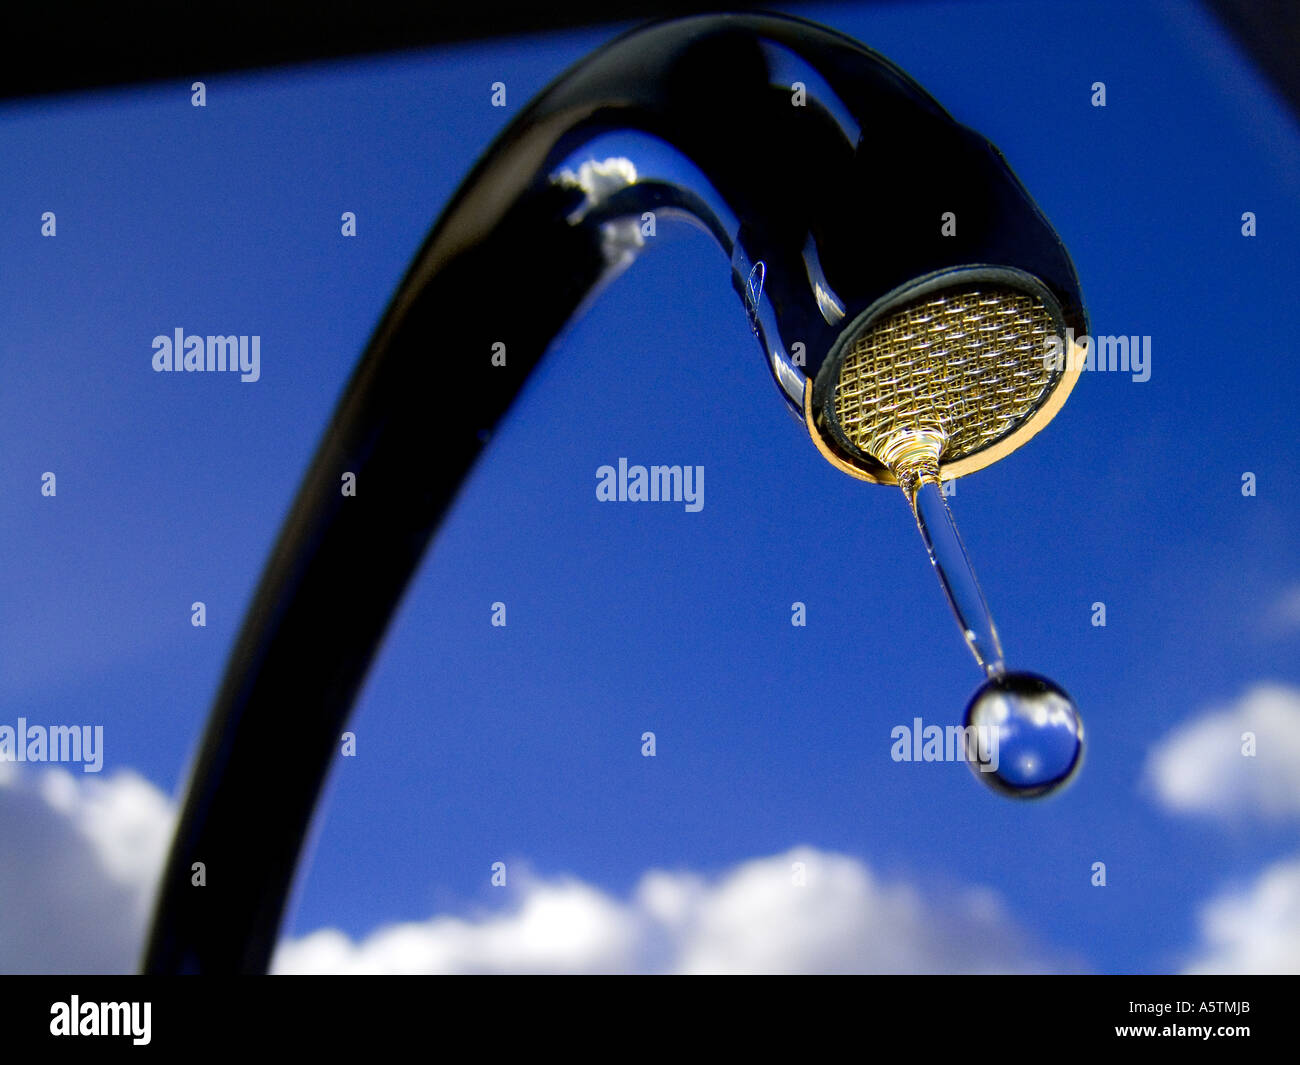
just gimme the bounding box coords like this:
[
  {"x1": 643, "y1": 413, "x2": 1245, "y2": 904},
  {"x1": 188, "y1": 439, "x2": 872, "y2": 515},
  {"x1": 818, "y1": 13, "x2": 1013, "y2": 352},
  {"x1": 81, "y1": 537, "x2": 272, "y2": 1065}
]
[
  {"x1": 963, "y1": 670, "x2": 1084, "y2": 798},
  {"x1": 887, "y1": 435, "x2": 1085, "y2": 799}
]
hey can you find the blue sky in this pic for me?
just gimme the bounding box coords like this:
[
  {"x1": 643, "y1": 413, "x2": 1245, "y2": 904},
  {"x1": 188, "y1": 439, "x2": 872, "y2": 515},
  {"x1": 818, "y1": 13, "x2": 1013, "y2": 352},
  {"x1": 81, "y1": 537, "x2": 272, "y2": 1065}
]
[{"x1": 2, "y1": 0, "x2": 1299, "y2": 974}]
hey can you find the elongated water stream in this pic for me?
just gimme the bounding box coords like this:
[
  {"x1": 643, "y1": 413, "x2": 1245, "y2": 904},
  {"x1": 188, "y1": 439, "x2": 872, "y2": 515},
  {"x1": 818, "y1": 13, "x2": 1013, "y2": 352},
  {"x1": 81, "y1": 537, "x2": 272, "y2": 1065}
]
[{"x1": 897, "y1": 454, "x2": 1084, "y2": 799}]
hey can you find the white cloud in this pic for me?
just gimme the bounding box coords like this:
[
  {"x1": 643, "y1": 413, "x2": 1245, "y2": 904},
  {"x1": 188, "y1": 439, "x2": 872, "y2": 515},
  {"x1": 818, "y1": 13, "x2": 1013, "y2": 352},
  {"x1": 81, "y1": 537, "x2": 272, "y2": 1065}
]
[
  {"x1": 1148, "y1": 685, "x2": 1300, "y2": 973},
  {"x1": 1183, "y1": 856, "x2": 1300, "y2": 974},
  {"x1": 1144, "y1": 683, "x2": 1300, "y2": 820},
  {"x1": 0, "y1": 764, "x2": 173, "y2": 974},
  {"x1": 273, "y1": 848, "x2": 1066, "y2": 975},
  {"x1": 275, "y1": 878, "x2": 645, "y2": 975},
  {"x1": 1, "y1": 763, "x2": 1065, "y2": 975}
]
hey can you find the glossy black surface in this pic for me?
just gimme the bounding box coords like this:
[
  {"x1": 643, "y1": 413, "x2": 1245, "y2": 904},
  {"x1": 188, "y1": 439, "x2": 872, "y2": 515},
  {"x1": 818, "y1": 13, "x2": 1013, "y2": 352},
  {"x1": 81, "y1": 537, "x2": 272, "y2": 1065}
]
[{"x1": 144, "y1": 12, "x2": 1085, "y2": 973}]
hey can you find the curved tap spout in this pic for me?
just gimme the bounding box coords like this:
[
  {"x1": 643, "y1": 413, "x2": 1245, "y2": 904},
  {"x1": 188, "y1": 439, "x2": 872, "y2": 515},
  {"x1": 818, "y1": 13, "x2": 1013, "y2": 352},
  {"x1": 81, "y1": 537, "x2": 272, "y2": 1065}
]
[{"x1": 143, "y1": 12, "x2": 1086, "y2": 973}]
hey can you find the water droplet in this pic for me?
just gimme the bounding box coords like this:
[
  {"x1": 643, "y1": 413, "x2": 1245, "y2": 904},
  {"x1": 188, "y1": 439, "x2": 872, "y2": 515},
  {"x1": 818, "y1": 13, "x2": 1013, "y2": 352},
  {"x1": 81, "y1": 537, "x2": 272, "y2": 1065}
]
[
  {"x1": 962, "y1": 671, "x2": 1084, "y2": 799},
  {"x1": 885, "y1": 468, "x2": 1085, "y2": 797}
]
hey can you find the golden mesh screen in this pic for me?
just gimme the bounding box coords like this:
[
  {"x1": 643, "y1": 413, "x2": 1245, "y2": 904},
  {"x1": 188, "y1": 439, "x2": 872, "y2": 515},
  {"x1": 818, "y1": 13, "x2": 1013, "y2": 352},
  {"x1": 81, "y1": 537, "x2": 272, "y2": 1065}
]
[{"x1": 832, "y1": 288, "x2": 1059, "y2": 466}]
